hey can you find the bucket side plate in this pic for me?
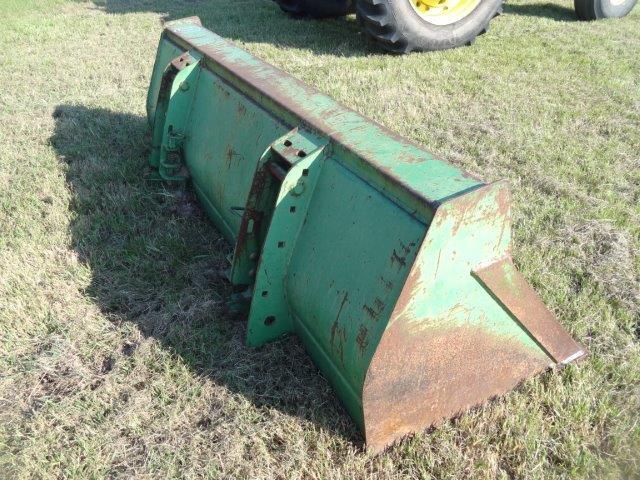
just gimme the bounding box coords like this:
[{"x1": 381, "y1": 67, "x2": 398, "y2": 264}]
[{"x1": 362, "y1": 182, "x2": 584, "y2": 452}]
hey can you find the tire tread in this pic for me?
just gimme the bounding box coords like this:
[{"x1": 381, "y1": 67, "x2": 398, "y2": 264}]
[{"x1": 356, "y1": 0, "x2": 503, "y2": 53}]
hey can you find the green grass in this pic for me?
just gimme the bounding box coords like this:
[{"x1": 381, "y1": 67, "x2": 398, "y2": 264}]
[{"x1": 1, "y1": 0, "x2": 639, "y2": 478}]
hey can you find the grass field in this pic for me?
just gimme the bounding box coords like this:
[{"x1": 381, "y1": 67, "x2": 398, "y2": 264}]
[{"x1": 1, "y1": 0, "x2": 639, "y2": 478}]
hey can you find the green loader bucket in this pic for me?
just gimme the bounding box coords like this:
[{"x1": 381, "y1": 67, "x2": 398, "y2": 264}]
[{"x1": 146, "y1": 17, "x2": 586, "y2": 452}]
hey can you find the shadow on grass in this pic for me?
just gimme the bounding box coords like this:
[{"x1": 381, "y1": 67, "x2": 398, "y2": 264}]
[
  {"x1": 50, "y1": 103, "x2": 361, "y2": 446},
  {"x1": 503, "y1": 2, "x2": 578, "y2": 21},
  {"x1": 91, "y1": 0, "x2": 378, "y2": 56}
]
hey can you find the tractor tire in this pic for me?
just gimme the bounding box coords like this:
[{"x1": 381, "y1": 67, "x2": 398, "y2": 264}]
[
  {"x1": 356, "y1": 0, "x2": 503, "y2": 53},
  {"x1": 274, "y1": 0, "x2": 356, "y2": 18},
  {"x1": 574, "y1": 0, "x2": 637, "y2": 19}
]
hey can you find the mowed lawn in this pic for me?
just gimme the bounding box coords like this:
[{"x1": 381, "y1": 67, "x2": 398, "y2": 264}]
[{"x1": 1, "y1": 0, "x2": 639, "y2": 478}]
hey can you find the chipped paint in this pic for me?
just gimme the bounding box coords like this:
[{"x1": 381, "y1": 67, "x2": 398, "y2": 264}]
[
  {"x1": 363, "y1": 323, "x2": 550, "y2": 452},
  {"x1": 146, "y1": 19, "x2": 585, "y2": 453}
]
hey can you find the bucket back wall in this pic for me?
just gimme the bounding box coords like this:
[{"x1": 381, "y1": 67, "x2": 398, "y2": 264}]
[{"x1": 147, "y1": 17, "x2": 586, "y2": 452}]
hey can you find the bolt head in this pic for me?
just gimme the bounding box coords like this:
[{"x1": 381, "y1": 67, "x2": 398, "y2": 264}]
[{"x1": 292, "y1": 181, "x2": 305, "y2": 196}]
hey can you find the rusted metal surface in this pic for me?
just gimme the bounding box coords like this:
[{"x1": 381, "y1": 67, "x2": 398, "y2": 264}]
[
  {"x1": 363, "y1": 323, "x2": 550, "y2": 452},
  {"x1": 160, "y1": 19, "x2": 485, "y2": 224},
  {"x1": 146, "y1": 19, "x2": 586, "y2": 453},
  {"x1": 171, "y1": 51, "x2": 196, "y2": 70},
  {"x1": 473, "y1": 259, "x2": 587, "y2": 364},
  {"x1": 358, "y1": 182, "x2": 583, "y2": 451}
]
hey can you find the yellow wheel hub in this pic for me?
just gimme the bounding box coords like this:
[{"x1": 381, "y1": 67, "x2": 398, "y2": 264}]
[{"x1": 410, "y1": 0, "x2": 482, "y2": 25}]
